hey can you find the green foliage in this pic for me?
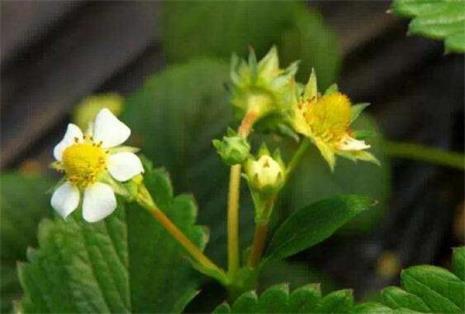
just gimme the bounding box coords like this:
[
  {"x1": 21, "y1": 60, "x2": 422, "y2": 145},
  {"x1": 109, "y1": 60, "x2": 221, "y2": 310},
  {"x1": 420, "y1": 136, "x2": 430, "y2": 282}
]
[
  {"x1": 391, "y1": 0, "x2": 465, "y2": 53},
  {"x1": 265, "y1": 195, "x2": 373, "y2": 262},
  {"x1": 377, "y1": 247, "x2": 465, "y2": 313},
  {"x1": 0, "y1": 173, "x2": 52, "y2": 312},
  {"x1": 122, "y1": 60, "x2": 390, "y2": 265},
  {"x1": 18, "y1": 165, "x2": 207, "y2": 313},
  {"x1": 214, "y1": 247, "x2": 465, "y2": 313},
  {"x1": 452, "y1": 247, "x2": 465, "y2": 280},
  {"x1": 161, "y1": 0, "x2": 340, "y2": 89},
  {"x1": 212, "y1": 283, "x2": 355, "y2": 313}
]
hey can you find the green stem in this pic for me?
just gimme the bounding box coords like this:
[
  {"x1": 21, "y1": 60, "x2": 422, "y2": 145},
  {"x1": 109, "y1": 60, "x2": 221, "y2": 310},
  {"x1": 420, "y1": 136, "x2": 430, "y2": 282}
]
[
  {"x1": 385, "y1": 140, "x2": 464, "y2": 170},
  {"x1": 246, "y1": 139, "x2": 310, "y2": 268},
  {"x1": 286, "y1": 138, "x2": 311, "y2": 177},
  {"x1": 227, "y1": 111, "x2": 258, "y2": 277},
  {"x1": 247, "y1": 196, "x2": 276, "y2": 267},
  {"x1": 136, "y1": 185, "x2": 228, "y2": 285}
]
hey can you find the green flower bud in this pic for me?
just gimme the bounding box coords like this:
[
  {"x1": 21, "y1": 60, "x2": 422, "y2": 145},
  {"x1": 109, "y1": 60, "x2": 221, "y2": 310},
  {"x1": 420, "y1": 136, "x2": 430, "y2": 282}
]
[
  {"x1": 73, "y1": 93, "x2": 123, "y2": 130},
  {"x1": 245, "y1": 152, "x2": 285, "y2": 193},
  {"x1": 230, "y1": 46, "x2": 298, "y2": 122},
  {"x1": 213, "y1": 130, "x2": 250, "y2": 165}
]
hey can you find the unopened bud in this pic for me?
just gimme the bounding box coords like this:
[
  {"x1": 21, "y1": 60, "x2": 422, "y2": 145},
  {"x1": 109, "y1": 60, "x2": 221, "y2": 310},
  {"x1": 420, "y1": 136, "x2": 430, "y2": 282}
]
[
  {"x1": 213, "y1": 133, "x2": 250, "y2": 165},
  {"x1": 245, "y1": 155, "x2": 285, "y2": 192}
]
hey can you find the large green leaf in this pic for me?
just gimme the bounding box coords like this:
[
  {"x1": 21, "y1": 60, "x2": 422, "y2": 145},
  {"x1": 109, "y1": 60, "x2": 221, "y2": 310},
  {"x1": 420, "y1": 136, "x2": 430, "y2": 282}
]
[
  {"x1": 0, "y1": 173, "x2": 53, "y2": 313},
  {"x1": 401, "y1": 265, "x2": 465, "y2": 312},
  {"x1": 265, "y1": 195, "x2": 373, "y2": 262},
  {"x1": 161, "y1": 1, "x2": 340, "y2": 89},
  {"x1": 18, "y1": 165, "x2": 208, "y2": 313},
  {"x1": 391, "y1": 0, "x2": 465, "y2": 53},
  {"x1": 377, "y1": 247, "x2": 465, "y2": 313}
]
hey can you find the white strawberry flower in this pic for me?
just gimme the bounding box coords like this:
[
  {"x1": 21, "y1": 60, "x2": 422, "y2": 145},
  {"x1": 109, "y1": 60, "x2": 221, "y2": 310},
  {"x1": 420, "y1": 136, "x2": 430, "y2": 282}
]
[{"x1": 51, "y1": 108, "x2": 144, "y2": 222}]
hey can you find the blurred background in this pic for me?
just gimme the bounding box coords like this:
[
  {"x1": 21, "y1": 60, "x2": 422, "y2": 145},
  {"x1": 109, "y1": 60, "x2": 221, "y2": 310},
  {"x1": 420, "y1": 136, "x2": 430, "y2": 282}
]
[{"x1": 1, "y1": 1, "x2": 464, "y2": 312}]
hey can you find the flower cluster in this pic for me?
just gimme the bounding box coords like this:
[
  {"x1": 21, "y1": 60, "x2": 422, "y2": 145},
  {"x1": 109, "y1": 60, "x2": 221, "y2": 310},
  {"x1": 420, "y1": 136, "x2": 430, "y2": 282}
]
[{"x1": 51, "y1": 109, "x2": 143, "y2": 222}]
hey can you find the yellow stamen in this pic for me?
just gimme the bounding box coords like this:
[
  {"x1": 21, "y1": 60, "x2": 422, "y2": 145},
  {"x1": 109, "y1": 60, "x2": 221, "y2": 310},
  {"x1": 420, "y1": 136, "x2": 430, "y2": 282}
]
[
  {"x1": 62, "y1": 143, "x2": 107, "y2": 188},
  {"x1": 304, "y1": 92, "x2": 351, "y2": 146}
]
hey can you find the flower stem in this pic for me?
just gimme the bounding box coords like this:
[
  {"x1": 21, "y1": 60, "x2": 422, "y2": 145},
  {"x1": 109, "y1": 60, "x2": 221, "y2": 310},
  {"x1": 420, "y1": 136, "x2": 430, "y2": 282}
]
[
  {"x1": 247, "y1": 223, "x2": 269, "y2": 267},
  {"x1": 247, "y1": 196, "x2": 275, "y2": 268},
  {"x1": 227, "y1": 110, "x2": 258, "y2": 277},
  {"x1": 136, "y1": 187, "x2": 228, "y2": 284},
  {"x1": 227, "y1": 164, "x2": 241, "y2": 276},
  {"x1": 247, "y1": 139, "x2": 309, "y2": 268},
  {"x1": 385, "y1": 140, "x2": 465, "y2": 170}
]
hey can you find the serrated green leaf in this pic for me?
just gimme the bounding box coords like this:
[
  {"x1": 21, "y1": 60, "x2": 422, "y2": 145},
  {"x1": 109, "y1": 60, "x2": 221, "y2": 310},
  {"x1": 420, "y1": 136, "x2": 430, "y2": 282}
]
[
  {"x1": 265, "y1": 195, "x2": 372, "y2": 262},
  {"x1": 216, "y1": 283, "x2": 354, "y2": 313},
  {"x1": 316, "y1": 289, "x2": 353, "y2": 313},
  {"x1": 257, "y1": 284, "x2": 289, "y2": 313},
  {"x1": 212, "y1": 302, "x2": 231, "y2": 314},
  {"x1": 381, "y1": 286, "x2": 431, "y2": 312},
  {"x1": 452, "y1": 247, "x2": 465, "y2": 281},
  {"x1": 401, "y1": 265, "x2": 465, "y2": 313},
  {"x1": 0, "y1": 173, "x2": 53, "y2": 313},
  {"x1": 231, "y1": 291, "x2": 258, "y2": 313},
  {"x1": 288, "y1": 284, "x2": 321, "y2": 313},
  {"x1": 19, "y1": 210, "x2": 130, "y2": 313},
  {"x1": 18, "y1": 166, "x2": 208, "y2": 313},
  {"x1": 352, "y1": 302, "x2": 394, "y2": 314},
  {"x1": 391, "y1": 0, "x2": 465, "y2": 53}
]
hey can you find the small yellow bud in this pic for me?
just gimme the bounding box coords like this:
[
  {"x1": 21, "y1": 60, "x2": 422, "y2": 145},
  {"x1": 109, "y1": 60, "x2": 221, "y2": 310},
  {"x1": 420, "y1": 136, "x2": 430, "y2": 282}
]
[{"x1": 246, "y1": 155, "x2": 284, "y2": 192}]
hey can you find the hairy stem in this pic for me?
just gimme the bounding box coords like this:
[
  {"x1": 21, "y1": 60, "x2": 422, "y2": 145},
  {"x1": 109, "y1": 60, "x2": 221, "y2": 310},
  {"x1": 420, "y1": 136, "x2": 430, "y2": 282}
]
[
  {"x1": 248, "y1": 223, "x2": 269, "y2": 267},
  {"x1": 385, "y1": 140, "x2": 465, "y2": 170},
  {"x1": 136, "y1": 187, "x2": 228, "y2": 284},
  {"x1": 227, "y1": 110, "x2": 258, "y2": 277},
  {"x1": 247, "y1": 196, "x2": 275, "y2": 267}
]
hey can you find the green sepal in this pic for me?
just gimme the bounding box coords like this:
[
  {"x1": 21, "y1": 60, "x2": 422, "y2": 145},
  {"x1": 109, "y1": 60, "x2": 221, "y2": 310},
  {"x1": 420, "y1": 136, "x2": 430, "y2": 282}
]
[{"x1": 213, "y1": 128, "x2": 251, "y2": 166}]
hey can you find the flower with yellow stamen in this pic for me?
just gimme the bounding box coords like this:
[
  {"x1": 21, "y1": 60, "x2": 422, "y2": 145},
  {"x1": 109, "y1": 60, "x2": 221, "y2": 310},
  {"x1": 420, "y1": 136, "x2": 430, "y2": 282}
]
[
  {"x1": 291, "y1": 70, "x2": 378, "y2": 170},
  {"x1": 51, "y1": 108, "x2": 143, "y2": 222}
]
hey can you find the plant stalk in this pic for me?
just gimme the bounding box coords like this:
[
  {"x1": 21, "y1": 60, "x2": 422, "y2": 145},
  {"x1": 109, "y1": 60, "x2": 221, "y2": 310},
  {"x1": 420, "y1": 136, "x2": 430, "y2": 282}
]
[
  {"x1": 227, "y1": 110, "x2": 258, "y2": 277},
  {"x1": 136, "y1": 187, "x2": 228, "y2": 284},
  {"x1": 385, "y1": 140, "x2": 465, "y2": 170},
  {"x1": 247, "y1": 196, "x2": 275, "y2": 267}
]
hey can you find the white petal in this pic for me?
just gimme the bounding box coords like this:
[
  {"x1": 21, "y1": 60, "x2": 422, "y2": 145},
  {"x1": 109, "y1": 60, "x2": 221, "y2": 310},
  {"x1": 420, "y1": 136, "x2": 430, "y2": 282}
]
[
  {"x1": 53, "y1": 124, "x2": 83, "y2": 161},
  {"x1": 92, "y1": 108, "x2": 130, "y2": 148},
  {"x1": 51, "y1": 182, "x2": 80, "y2": 218},
  {"x1": 107, "y1": 152, "x2": 144, "y2": 181},
  {"x1": 82, "y1": 182, "x2": 116, "y2": 223},
  {"x1": 338, "y1": 135, "x2": 370, "y2": 151}
]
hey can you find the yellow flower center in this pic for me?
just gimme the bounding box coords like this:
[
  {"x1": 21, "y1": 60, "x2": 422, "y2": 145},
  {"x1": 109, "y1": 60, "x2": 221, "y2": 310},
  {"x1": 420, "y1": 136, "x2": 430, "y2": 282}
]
[
  {"x1": 62, "y1": 142, "x2": 107, "y2": 188},
  {"x1": 304, "y1": 92, "x2": 351, "y2": 146}
]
